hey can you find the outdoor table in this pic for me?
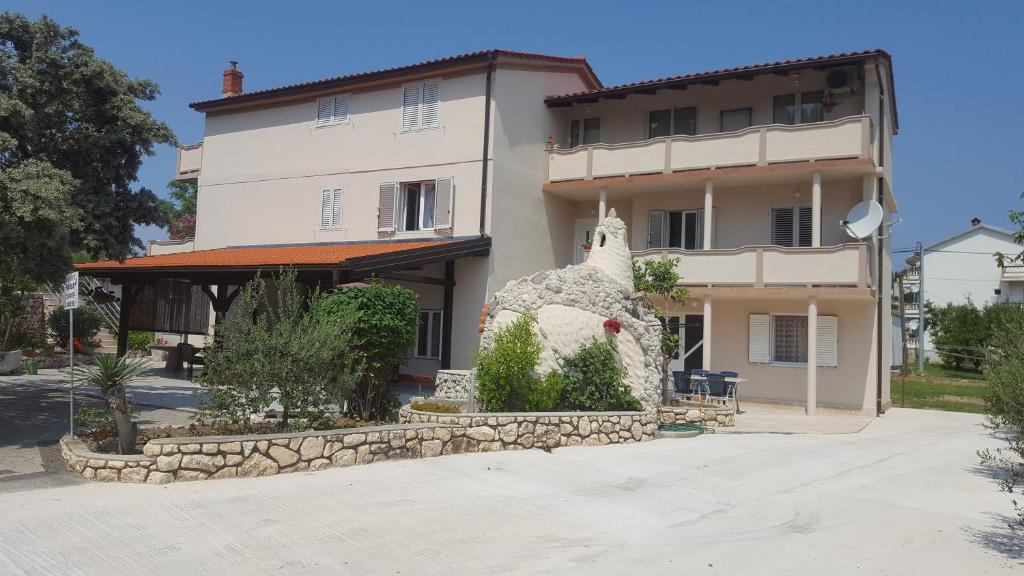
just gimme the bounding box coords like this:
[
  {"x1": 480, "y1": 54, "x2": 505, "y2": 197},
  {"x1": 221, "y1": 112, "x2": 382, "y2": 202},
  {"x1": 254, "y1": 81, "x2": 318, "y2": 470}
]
[
  {"x1": 688, "y1": 374, "x2": 748, "y2": 412},
  {"x1": 149, "y1": 344, "x2": 203, "y2": 373}
]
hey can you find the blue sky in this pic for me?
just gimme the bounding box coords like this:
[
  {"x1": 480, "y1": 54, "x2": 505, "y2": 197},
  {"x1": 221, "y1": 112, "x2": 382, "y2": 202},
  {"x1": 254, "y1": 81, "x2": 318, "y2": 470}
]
[{"x1": 7, "y1": 0, "x2": 1023, "y2": 255}]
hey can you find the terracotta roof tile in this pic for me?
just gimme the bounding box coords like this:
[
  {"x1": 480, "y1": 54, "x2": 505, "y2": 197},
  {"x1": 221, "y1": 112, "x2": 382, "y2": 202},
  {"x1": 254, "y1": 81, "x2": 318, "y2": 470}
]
[{"x1": 75, "y1": 241, "x2": 450, "y2": 271}]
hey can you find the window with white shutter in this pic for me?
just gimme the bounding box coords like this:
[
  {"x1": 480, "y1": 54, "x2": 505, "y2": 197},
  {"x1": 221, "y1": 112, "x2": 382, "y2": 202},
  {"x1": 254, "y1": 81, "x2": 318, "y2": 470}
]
[
  {"x1": 320, "y1": 188, "x2": 343, "y2": 229},
  {"x1": 377, "y1": 182, "x2": 398, "y2": 232},
  {"x1": 771, "y1": 205, "x2": 812, "y2": 247},
  {"x1": 433, "y1": 177, "x2": 453, "y2": 230},
  {"x1": 816, "y1": 315, "x2": 838, "y2": 367},
  {"x1": 316, "y1": 95, "x2": 350, "y2": 127},
  {"x1": 648, "y1": 210, "x2": 665, "y2": 248},
  {"x1": 749, "y1": 314, "x2": 771, "y2": 363},
  {"x1": 401, "y1": 79, "x2": 441, "y2": 131}
]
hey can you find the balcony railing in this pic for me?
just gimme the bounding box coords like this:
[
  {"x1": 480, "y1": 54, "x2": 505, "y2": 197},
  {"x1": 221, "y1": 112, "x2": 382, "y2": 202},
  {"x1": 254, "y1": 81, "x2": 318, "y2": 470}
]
[
  {"x1": 548, "y1": 115, "x2": 872, "y2": 182},
  {"x1": 1002, "y1": 265, "x2": 1024, "y2": 281},
  {"x1": 175, "y1": 141, "x2": 203, "y2": 181},
  {"x1": 631, "y1": 243, "x2": 870, "y2": 288}
]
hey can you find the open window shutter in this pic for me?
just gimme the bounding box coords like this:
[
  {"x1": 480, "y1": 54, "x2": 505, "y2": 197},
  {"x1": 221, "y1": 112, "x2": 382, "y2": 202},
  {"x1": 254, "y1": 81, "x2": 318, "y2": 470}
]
[
  {"x1": 320, "y1": 190, "x2": 332, "y2": 228},
  {"x1": 749, "y1": 314, "x2": 771, "y2": 363},
  {"x1": 771, "y1": 207, "x2": 795, "y2": 247},
  {"x1": 798, "y1": 205, "x2": 813, "y2": 247},
  {"x1": 695, "y1": 209, "x2": 705, "y2": 250},
  {"x1": 377, "y1": 182, "x2": 398, "y2": 231},
  {"x1": 648, "y1": 210, "x2": 665, "y2": 248},
  {"x1": 433, "y1": 177, "x2": 453, "y2": 230},
  {"x1": 332, "y1": 189, "x2": 343, "y2": 228},
  {"x1": 421, "y1": 80, "x2": 440, "y2": 128},
  {"x1": 816, "y1": 315, "x2": 838, "y2": 367},
  {"x1": 333, "y1": 95, "x2": 349, "y2": 124},
  {"x1": 402, "y1": 85, "x2": 421, "y2": 130},
  {"x1": 316, "y1": 97, "x2": 333, "y2": 127}
]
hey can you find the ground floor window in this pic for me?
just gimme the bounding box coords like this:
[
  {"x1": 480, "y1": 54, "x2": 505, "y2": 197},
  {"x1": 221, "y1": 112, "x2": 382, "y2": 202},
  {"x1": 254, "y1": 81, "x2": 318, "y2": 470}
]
[
  {"x1": 749, "y1": 313, "x2": 838, "y2": 367},
  {"x1": 415, "y1": 310, "x2": 443, "y2": 359}
]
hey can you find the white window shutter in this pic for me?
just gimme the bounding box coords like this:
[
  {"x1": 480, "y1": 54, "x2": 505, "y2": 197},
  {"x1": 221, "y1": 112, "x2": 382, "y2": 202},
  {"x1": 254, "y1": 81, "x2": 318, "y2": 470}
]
[
  {"x1": 798, "y1": 205, "x2": 813, "y2": 247},
  {"x1": 332, "y1": 189, "x2": 343, "y2": 228},
  {"x1": 696, "y1": 208, "x2": 705, "y2": 250},
  {"x1": 333, "y1": 95, "x2": 349, "y2": 124},
  {"x1": 377, "y1": 182, "x2": 398, "y2": 231},
  {"x1": 648, "y1": 210, "x2": 665, "y2": 248},
  {"x1": 316, "y1": 97, "x2": 333, "y2": 127},
  {"x1": 320, "y1": 189, "x2": 332, "y2": 228},
  {"x1": 421, "y1": 79, "x2": 440, "y2": 128},
  {"x1": 771, "y1": 206, "x2": 795, "y2": 247},
  {"x1": 816, "y1": 315, "x2": 838, "y2": 367},
  {"x1": 402, "y1": 85, "x2": 421, "y2": 130},
  {"x1": 433, "y1": 177, "x2": 453, "y2": 230},
  {"x1": 749, "y1": 314, "x2": 771, "y2": 363}
]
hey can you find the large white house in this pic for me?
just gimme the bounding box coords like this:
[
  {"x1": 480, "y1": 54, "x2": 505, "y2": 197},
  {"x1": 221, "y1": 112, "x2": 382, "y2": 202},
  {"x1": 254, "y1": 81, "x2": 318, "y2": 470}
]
[{"x1": 80, "y1": 49, "x2": 898, "y2": 414}]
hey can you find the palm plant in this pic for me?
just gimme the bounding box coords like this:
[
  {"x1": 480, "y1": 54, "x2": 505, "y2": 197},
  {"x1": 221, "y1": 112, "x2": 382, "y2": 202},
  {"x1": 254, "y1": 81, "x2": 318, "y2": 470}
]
[{"x1": 74, "y1": 355, "x2": 149, "y2": 453}]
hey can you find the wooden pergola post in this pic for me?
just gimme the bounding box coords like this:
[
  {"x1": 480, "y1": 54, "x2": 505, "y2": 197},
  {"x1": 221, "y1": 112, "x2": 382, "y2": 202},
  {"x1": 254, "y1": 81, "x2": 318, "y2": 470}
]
[{"x1": 440, "y1": 260, "x2": 455, "y2": 370}]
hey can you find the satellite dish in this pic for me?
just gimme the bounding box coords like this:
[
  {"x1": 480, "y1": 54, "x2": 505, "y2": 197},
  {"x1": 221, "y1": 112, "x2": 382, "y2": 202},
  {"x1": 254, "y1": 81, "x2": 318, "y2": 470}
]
[{"x1": 841, "y1": 200, "x2": 883, "y2": 239}]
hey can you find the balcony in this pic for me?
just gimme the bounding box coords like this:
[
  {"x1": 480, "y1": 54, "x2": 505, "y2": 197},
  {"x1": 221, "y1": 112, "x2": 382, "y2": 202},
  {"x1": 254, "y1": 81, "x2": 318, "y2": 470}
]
[
  {"x1": 1002, "y1": 265, "x2": 1024, "y2": 282},
  {"x1": 548, "y1": 115, "x2": 872, "y2": 183},
  {"x1": 175, "y1": 141, "x2": 203, "y2": 181},
  {"x1": 631, "y1": 243, "x2": 870, "y2": 290}
]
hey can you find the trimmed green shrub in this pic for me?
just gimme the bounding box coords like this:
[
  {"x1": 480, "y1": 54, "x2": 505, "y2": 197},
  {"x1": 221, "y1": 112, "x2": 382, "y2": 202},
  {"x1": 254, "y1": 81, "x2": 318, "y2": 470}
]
[
  {"x1": 557, "y1": 338, "x2": 643, "y2": 412},
  {"x1": 127, "y1": 331, "x2": 155, "y2": 353},
  {"x1": 524, "y1": 372, "x2": 567, "y2": 412},
  {"x1": 476, "y1": 314, "x2": 543, "y2": 411},
  {"x1": 47, "y1": 305, "x2": 104, "y2": 349},
  {"x1": 317, "y1": 283, "x2": 419, "y2": 421}
]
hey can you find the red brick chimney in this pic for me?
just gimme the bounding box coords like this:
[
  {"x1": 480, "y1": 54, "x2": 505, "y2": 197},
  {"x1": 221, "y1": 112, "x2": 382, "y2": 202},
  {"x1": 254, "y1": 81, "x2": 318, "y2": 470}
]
[
  {"x1": 970, "y1": 217, "x2": 982, "y2": 227},
  {"x1": 222, "y1": 61, "x2": 244, "y2": 98}
]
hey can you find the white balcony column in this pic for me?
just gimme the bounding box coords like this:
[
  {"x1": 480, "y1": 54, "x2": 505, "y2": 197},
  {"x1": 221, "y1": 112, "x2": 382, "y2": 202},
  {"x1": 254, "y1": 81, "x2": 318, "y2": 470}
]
[
  {"x1": 702, "y1": 295, "x2": 712, "y2": 370},
  {"x1": 598, "y1": 188, "x2": 607, "y2": 222},
  {"x1": 807, "y1": 296, "x2": 818, "y2": 416},
  {"x1": 812, "y1": 171, "x2": 822, "y2": 248},
  {"x1": 703, "y1": 180, "x2": 714, "y2": 249}
]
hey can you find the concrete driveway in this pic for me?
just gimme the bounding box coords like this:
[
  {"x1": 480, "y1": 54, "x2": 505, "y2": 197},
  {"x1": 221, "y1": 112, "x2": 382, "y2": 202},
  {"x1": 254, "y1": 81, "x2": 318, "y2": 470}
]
[{"x1": 0, "y1": 408, "x2": 1019, "y2": 575}]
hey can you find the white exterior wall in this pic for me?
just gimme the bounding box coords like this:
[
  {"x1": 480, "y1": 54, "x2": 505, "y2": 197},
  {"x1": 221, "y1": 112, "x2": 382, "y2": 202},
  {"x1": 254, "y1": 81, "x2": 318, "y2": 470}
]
[{"x1": 923, "y1": 227, "x2": 1021, "y2": 308}]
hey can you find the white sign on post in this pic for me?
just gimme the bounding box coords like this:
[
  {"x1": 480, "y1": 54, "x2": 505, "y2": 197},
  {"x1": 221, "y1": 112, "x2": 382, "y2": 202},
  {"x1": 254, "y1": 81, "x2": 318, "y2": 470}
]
[
  {"x1": 64, "y1": 272, "x2": 79, "y2": 309},
  {"x1": 65, "y1": 271, "x2": 79, "y2": 436}
]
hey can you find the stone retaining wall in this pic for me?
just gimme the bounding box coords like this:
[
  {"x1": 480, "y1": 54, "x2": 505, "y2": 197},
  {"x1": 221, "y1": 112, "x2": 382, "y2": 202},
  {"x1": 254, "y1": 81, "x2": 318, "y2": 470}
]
[
  {"x1": 433, "y1": 369, "x2": 475, "y2": 401},
  {"x1": 400, "y1": 407, "x2": 658, "y2": 448},
  {"x1": 657, "y1": 403, "x2": 735, "y2": 428}
]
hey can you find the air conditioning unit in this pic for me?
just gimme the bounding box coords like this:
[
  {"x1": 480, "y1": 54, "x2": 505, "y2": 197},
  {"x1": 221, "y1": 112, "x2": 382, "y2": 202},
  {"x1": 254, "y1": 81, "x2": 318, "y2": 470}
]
[{"x1": 825, "y1": 65, "x2": 860, "y2": 95}]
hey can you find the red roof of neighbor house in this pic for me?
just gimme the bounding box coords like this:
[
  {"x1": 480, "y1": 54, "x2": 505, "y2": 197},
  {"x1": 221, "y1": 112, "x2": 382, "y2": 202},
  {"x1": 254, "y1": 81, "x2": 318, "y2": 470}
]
[
  {"x1": 190, "y1": 49, "x2": 602, "y2": 112},
  {"x1": 75, "y1": 241, "x2": 451, "y2": 271}
]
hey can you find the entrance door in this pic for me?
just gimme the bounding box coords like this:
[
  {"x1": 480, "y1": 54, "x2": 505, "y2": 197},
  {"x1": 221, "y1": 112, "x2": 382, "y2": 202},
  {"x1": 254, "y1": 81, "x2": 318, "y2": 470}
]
[
  {"x1": 667, "y1": 314, "x2": 704, "y2": 373},
  {"x1": 574, "y1": 218, "x2": 597, "y2": 264}
]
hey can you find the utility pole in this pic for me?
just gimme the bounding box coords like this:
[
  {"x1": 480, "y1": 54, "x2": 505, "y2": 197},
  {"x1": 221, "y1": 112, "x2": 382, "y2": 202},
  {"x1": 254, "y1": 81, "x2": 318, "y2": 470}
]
[
  {"x1": 897, "y1": 273, "x2": 908, "y2": 407},
  {"x1": 916, "y1": 241, "x2": 925, "y2": 374}
]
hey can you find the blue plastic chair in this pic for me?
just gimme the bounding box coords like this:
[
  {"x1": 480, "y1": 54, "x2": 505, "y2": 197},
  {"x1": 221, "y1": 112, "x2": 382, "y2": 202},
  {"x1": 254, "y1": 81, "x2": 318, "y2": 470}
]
[
  {"x1": 719, "y1": 371, "x2": 740, "y2": 410},
  {"x1": 672, "y1": 371, "x2": 690, "y2": 393},
  {"x1": 689, "y1": 369, "x2": 710, "y2": 399},
  {"x1": 705, "y1": 373, "x2": 728, "y2": 401}
]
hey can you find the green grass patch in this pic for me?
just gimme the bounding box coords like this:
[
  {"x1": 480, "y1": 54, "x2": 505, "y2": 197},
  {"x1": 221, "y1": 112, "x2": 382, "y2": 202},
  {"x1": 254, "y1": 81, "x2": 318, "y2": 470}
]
[
  {"x1": 891, "y1": 375, "x2": 989, "y2": 414},
  {"x1": 921, "y1": 363, "x2": 986, "y2": 381}
]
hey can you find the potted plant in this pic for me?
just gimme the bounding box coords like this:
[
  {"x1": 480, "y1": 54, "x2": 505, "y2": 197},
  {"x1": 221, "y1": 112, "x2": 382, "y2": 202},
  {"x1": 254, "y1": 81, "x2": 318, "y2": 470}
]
[
  {"x1": 581, "y1": 240, "x2": 593, "y2": 252},
  {"x1": 0, "y1": 291, "x2": 27, "y2": 375}
]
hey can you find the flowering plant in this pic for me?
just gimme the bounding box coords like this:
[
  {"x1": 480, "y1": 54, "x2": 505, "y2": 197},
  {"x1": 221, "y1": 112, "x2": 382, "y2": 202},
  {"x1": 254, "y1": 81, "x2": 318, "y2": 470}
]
[
  {"x1": 73, "y1": 337, "x2": 83, "y2": 352},
  {"x1": 603, "y1": 319, "x2": 621, "y2": 334}
]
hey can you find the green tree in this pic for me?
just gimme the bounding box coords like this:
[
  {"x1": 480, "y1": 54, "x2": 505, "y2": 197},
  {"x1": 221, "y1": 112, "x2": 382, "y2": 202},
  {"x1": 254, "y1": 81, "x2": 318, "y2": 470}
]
[
  {"x1": 158, "y1": 180, "x2": 198, "y2": 240},
  {"x1": 73, "y1": 355, "x2": 150, "y2": 453},
  {"x1": 317, "y1": 283, "x2": 419, "y2": 421},
  {"x1": 995, "y1": 192, "x2": 1023, "y2": 267},
  {"x1": 926, "y1": 299, "x2": 988, "y2": 370},
  {"x1": 632, "y1": 258, "x2": 690, "y2": 403},
  {"x1": 0, "y1": 12, "x2": 176, "y2": 276}
]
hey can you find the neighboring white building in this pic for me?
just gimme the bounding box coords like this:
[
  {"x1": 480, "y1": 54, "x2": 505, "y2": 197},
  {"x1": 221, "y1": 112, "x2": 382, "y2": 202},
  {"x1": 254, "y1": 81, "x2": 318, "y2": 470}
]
[{"x1": 79, "y1": 49, "x2": 899, "y2": 414}]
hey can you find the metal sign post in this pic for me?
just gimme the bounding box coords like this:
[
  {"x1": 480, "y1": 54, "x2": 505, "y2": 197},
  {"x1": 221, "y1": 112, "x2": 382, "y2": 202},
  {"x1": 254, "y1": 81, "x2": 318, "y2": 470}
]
[{"x1": 64, "y1": 272, "x2": 79, "y2": 437}]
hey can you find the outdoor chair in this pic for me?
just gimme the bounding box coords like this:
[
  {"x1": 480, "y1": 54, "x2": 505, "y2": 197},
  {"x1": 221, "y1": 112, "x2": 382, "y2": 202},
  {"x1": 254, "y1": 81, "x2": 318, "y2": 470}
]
[
  {"x1": 719, "y1": 371, "x2": 740, "y2": 409},
  {"x1": 177, "y1": 343, "x2": 204, "y2": 380},
  {"x1": 704, "y1": 373, "x2": 729, "y2": 404},
  {"x1": 688, "y1": 369, "x2": 710, "y2": 400},
  {"x1": 672, "y1": 371, "x2": 690, "y2": 394}
]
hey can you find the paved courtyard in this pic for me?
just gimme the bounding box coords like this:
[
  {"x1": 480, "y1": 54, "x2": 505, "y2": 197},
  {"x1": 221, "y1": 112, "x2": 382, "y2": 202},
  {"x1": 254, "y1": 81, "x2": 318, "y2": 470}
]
[{"x1": 0, "y1": 408, "x2": 1019, "y2": 575}]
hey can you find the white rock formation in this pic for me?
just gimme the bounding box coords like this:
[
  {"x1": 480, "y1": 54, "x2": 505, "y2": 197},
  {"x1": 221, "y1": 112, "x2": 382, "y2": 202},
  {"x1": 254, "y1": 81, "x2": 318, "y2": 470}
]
[{"x1": 480, "y1": 210, "x2": 664, "y2": 408}]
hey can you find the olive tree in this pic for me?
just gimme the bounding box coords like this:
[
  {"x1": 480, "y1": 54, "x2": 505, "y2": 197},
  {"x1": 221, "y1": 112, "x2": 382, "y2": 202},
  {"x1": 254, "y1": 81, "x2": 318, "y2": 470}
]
[{"x1": 632, "y1": 258, "x2": 689, "y2": 404}]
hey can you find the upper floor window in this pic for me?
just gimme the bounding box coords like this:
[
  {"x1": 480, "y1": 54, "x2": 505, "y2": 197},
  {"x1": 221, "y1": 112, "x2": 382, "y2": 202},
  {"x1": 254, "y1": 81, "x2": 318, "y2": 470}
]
[
  {"x1": 316, "y1": 95, "x2": 350, "y2": 127},
  {"x1": 771, "y1": 205, "x2": 813, "y2": 247},
  {"x1": 569, "y1": 117, "x2": 601, "y2": 147},
  {"x1": 647, "y1": 209, "x2": 704, "y2": 250},
  {"x1": 648, "y1": 107, "x2": 697, "y2": 138},
  {"x1": 773, "y1": 91, "x2": 825, "y2": 125},
  {"x1": 720, "y1": 108, "x2": 752, "y2": 132},
  {"x1": 402, "y1": 79, "x2": 441, "y2": 131},
  {"x1": 320, "y1": 188, "x2": 343, "y2": 229},
  {"x1": 400, "y1": 181, "x2": 436, "y2": 231}
]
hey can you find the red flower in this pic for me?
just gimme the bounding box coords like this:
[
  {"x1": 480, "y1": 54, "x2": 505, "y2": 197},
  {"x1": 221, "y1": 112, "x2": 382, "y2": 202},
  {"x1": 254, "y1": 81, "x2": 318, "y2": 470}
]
[
  {"x1": 72, "y1": 337, "x2": 83, "y2": 352},
  {"x1": 603, "y1": 319, "x2": 622, "y2": 334}
]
